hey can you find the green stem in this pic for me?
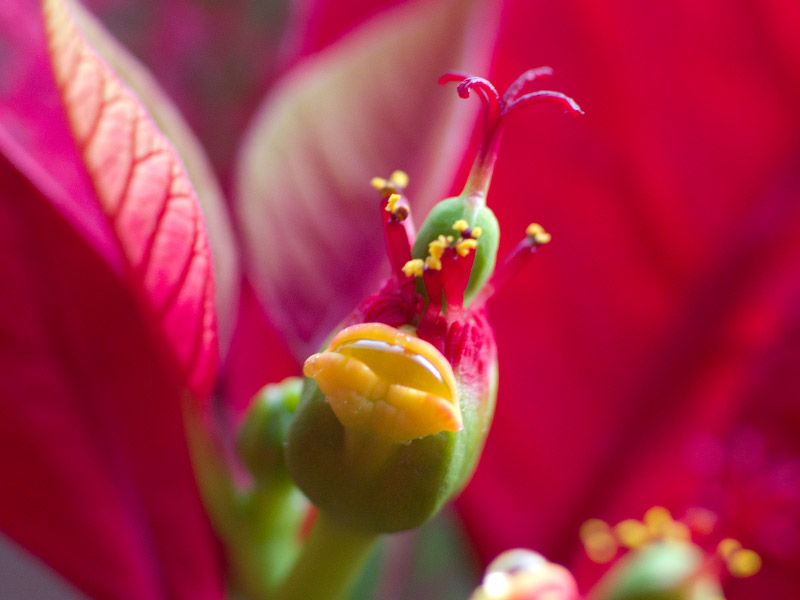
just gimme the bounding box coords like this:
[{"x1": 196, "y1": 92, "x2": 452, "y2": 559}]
[
  {"x1": 228, "y1": 480, "x2": 304, "y2": 599},
  {"x1": 273, "y1": 511, "x2": 379, "y2": 600}
]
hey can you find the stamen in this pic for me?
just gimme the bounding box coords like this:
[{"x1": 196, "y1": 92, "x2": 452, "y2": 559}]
[
  {"x1": 643, "y1": 506, "x2": 674, "y2": 538},
  {"x1": 385, "y1": 193, "x2": 401, "y2": 214},
  {"x1": 426, "y1": 235, "x2": 450, "y2": 271},
  {"x1": 580, "y1": 519, "x2": 618, "y2": 563},
  {"x1": 441, "y1": 245, "x2": 475, "y2": 310},
  {"x1": 526, "y1": 223, "x2": 552, "y2": 245},
  {"x1": 389, "y1": 170, "x2": 409, "y2": 189},
  {"x1": 728, "y1": 549, "x2": 762, "y2": 578},
  {"x1": 717, "y1": 538, "x2": 742, "y2": 559},
  {"x1": 393, "y1": 205, "x2": 409, "y2": 221},
  {"x1": 477, "y1": 223, "x2": 551, "y2": 305},
  {"x1": 615, "y1": 519, "x2": 649, "y2": 549},
  {"x1": 372, "y1": 170, "x2": 410, "y2": 196},
  {"x1": 583, "y1": 507, "x2": 763, "y2": 591},
  {"x1": 402, "y1": 259, "x2": 424, "y2": 278},
  {"x1": 373, "y1": 173, "x2": 416, "y2": 302},
  {"x1": 455, "y1": 238, "x2": 478, "y2": 257},
  {"x1": 424, "y1": 255, "x2": 442, "y2": 271},
  {"x1": 423, "y1": 267, "x2": 444, "y2": 308},
  {"x1": 452, "y1": 219, "x2": 470, "y2": 234},
  {"x1": 717, "y1": 538, "x2": 762, "y2": 578}
]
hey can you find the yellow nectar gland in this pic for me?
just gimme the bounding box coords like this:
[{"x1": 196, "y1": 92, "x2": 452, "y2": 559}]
[{"x1": 303, "y1": 323, "x2": 462, "y2": 443}]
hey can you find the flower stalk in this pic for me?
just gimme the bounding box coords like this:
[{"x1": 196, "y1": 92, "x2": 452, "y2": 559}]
[{"x1": 272, "y1": 512, "x2": 378, "y2": 600}]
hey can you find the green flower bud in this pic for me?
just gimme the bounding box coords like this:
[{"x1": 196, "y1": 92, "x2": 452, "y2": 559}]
[
  {"x1": 588, "y1": 541, "x2": 717, "y2": 600},
  {"x1": 237, "y1": 378, "x2": 302, "y2": 486}
]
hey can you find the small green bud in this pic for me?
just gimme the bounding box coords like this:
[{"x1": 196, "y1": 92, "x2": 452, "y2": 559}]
[{"x1": 237, "y1": 378, "x2": 302, "y2": 486}]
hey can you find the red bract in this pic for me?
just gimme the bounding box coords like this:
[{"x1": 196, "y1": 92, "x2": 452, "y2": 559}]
[
  {"x1": 0, "y1": 0, "x2": 494, "y2": 597},
  {"x1": 2, "y1": 0, "x2": 800, "y2": 599},
  {"x1": 0, "y1": 0, "x2": 223, "y2": 596},
  {"x1": 456, "y1": 1, "x2": 800, "y2": 599}
]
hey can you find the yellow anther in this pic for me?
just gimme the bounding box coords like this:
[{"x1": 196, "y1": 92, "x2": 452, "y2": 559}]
[
  {"x1": 526, "y1": 223, "x2": 551, "y2": 245},
  {"x1": 580, "y1": 518, "x2": 612, "y2": 538},
  {"x1": 456, "y1": 238, "x2": 479, "y2": 257},
  {"x1": 580, "y1": 519, "x2": 618, "y2": 564},
  {"x1": 452, "y1": 219, "x2": 470, "y2": 233},
  {"x1": 385, "y1": 193, "x2": 401, "y2": 214},
  {"x1": 402, "y1": 259, "x2": 424, "y2": 278},
  {"x1": 303, "y1": 323, "x2": 461, "y2": 443},
  {"x1": 389, "y1": 170, "x2": 409, "y2": 190},
  {"x1": 615, "y1": 519, "x2": 649, "y2": 549},
  {"x1": 526, "y1": 223, "x2": 545, "y2": 237},
  {"x1": 727, "y1": 549, "x2": 762, "y2": 578},
  {"x1": 425, "y1": 255, "x2": 442, "y2": 271},
  {"x1": 644, "y1": 506, "x2": 674, "y2": 538},
  {"x1": 425, "y1": 235, "x2": 450, "y2": 270},
  {"x1": 717, "y1": 538, "x2": 743, "y2": 560},
  {"x1": 428, "y1": 236, "x2": 449, "y2": 257},
  {"x1": 471, "y1": 226, "x2": 483, "y2": 239},
  {"x1": 665, "y1": 521, "x2": 691, "y2": 542},
  {"x1": 372, "y1": 171, "x2": 409, "y2": 196}
]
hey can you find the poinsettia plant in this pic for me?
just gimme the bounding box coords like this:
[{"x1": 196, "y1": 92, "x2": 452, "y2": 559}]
[{"x1": 2, "y1": 0, "x2": 799, "y2": 599}]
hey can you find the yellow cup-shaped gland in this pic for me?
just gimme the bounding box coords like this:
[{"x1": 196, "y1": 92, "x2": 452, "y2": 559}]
[{"x1": 302, "y1": 323, "x2": 462, "y2": 443}]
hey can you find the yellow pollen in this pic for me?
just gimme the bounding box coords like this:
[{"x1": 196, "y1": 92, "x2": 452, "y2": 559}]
[
  {"x1": 471, "y1": 226, "x2": 483, "y2": 239},
  {"x1": 385, "y1": 193, "x2": 401, "y2": 213},
  {"x1": 371, "y1": 176, "x2": 387, "y2": 190},
  {"x1": 728, "y1": 549, "x2": 762, "y2": 578},
  {"x1": 666, "y1": 521, "x2": 691, "y2": 542},
  {"x1": 402, "y1": 259, "x2": 424, "y2": 278},
  {"x1": 717, "y1": 538, "x2": 742, "y2": 561},
  {"x1": 615, "y1": 519, "x2": 649, "y2": 549},
  {"x1": 452, "y1": 219, "x2": 470, "y2": 233},
  {"x1": 456, "y1": 238, "x2": 479, "y2": 257},
  {"x1": 424, "y1": 235, "x2": 450, "y2": 270},
  {"x1": 580, "y1": 519, "x2": 618, "y2": 563},
  {"x1": 644, "y1": 506, "x2": 674, "y2": 538},
  {"x1": 425, "y1": 255, "x2": 442, "y2": 271},
  {"x1": 390, "y1": 170, "x2": 409, "y2": 189},
  {"x1": 428, "y1": 236, "x2": 448, "y2": 257},
  {"x1": 526, "y1": 223, "x2": 552, "y2": 245}
]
